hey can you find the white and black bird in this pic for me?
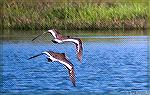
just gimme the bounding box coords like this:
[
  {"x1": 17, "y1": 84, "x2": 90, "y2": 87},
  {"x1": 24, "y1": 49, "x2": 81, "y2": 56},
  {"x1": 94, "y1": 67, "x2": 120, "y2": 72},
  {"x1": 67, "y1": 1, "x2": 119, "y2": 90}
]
[
  {"x1": 32, "y1": 29, "x2": 83, "y2": 63},
  {"x1": 28, "y1": 51, "x2": 76, "y2": 87}
]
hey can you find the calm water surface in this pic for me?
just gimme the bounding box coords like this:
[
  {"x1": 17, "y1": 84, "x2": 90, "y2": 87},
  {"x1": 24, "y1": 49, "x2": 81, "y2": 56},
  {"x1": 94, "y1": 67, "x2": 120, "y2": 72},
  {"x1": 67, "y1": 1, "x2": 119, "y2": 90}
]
[{"x1": 0, "y1": 30, "x2": 149, "y2": 95}]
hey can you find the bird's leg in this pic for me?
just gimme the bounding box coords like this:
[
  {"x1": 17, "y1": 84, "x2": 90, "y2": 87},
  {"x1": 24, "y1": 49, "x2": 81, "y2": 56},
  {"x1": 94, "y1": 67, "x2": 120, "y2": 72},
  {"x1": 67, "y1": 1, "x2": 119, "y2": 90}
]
[
  {"x1": 51, "y1": 40, "x2": 58, "y2": 43},
  {"x1": 47, "y1": 58, "x2": 52, "y2": 62}
]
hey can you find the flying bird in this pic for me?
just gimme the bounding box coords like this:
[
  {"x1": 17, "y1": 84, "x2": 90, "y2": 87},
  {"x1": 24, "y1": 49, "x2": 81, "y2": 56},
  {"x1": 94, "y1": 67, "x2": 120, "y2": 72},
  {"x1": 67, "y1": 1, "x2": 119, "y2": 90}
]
[
  {"x1": 28, "y1": 51, "x2": 76, "y2": 87},
  {"x1": 32, "y1": 29, "x2": 83, "y2": 63}
]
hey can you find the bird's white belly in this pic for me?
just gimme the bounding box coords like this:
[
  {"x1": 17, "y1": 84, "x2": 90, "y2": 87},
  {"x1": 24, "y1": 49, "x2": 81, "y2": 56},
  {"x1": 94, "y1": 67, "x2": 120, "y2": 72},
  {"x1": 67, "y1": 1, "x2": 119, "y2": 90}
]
[
  {"x1": 59, "y1": 60, "x2": 72, "y2": 70},
  {"x1": 43, "y1": 52, "x2": 58, "y2": 61},
  {"x1": 54, "y1": 39, "x2": 63, "y2": 43},
  {"x1": 48, "y1": 56, "x2": 58, "y2": 62}
]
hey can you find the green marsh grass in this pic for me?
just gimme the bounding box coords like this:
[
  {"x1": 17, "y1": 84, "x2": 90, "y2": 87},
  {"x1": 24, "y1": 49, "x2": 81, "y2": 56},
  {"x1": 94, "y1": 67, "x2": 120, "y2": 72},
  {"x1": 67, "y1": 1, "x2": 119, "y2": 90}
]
[{"x1": 2, "y1": 1, "x2": 149, "y2": 30}]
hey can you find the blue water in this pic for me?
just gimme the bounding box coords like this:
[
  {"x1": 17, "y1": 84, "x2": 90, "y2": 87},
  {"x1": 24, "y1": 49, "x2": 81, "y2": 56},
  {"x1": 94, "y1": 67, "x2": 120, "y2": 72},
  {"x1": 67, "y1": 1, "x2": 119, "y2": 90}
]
[{"x1": 1, "y1": 36, "x2": 149, "y2": 95}]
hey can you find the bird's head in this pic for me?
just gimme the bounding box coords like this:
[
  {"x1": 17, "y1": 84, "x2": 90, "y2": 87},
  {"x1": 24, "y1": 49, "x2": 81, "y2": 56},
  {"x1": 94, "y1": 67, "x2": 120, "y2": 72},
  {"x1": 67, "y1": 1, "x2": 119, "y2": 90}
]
[
  {"x1": 48, "y1": 29, "x2": 57, "y2": 38},
  {"x1": 48, "y1": 29, "x2": 53, "y2": 34}
]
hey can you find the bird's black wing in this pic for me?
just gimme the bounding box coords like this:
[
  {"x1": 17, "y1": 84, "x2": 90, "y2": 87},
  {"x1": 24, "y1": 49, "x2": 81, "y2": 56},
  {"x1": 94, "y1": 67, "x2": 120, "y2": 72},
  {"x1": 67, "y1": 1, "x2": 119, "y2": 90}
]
[{"x1": 62, "y1": 59, "x2": 76, "y2": 87}]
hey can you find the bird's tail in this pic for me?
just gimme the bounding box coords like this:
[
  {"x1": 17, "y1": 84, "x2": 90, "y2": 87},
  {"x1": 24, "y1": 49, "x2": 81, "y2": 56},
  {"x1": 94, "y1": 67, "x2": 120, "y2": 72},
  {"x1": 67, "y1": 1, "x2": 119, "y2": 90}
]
[
  {"x1": 28, "y1": 53, "x2": 43, "y2": 60},
  {"x1": 32, "y1": 32, "x2": 47, "y2": 41}
]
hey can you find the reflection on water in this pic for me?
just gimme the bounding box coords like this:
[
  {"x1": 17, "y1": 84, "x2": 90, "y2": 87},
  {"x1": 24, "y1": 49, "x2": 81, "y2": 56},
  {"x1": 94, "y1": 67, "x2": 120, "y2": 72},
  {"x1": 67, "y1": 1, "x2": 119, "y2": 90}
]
[
  {"x1": 0, "y1": 30, "x2": 149, "y2": 94},
  {"x1": 0, "y1": 29, "x2": 148, "y2": 40}
]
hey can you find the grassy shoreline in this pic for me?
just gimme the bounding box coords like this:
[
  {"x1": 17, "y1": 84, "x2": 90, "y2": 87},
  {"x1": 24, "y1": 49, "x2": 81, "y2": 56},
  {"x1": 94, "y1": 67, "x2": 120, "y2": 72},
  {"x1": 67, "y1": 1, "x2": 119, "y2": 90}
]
[{"x1": 2, "y1": 1, "x2": 149, "y2": 30}]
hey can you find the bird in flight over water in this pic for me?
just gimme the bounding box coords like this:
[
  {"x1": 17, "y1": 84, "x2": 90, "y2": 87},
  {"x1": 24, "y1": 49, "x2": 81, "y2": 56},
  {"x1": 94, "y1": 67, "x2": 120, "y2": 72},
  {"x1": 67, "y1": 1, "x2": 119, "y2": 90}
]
[{"x1": 28, "y1": 51, "x2": 76, "y2": 87}]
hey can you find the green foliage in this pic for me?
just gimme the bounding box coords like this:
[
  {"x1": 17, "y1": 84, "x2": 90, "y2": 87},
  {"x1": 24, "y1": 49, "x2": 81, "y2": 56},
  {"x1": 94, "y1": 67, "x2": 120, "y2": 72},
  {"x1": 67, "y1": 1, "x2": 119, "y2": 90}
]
[{"x1": 2, "y1": 1, "x2": 148, "y2": 30}]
